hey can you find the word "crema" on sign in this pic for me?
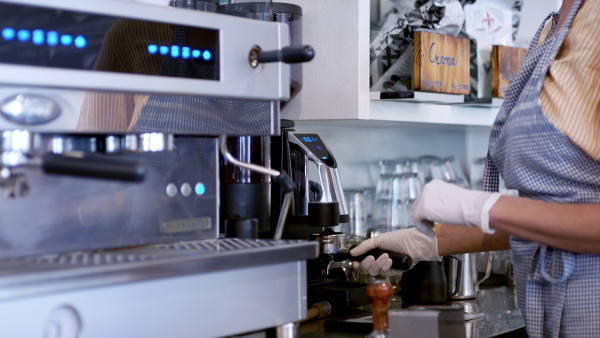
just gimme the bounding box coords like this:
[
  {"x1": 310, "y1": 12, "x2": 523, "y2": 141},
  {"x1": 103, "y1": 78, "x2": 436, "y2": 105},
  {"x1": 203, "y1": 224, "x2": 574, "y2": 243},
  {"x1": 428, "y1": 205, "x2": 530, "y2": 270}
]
[{"x1": 428, "y1": 42, "x2": 458, "y2": 67}]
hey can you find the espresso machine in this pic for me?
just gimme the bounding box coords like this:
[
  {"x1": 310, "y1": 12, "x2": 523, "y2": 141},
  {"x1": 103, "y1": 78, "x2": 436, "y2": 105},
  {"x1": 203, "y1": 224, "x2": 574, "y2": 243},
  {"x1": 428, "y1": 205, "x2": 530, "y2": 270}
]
[
  {"x1": 0, "y1": 0, "x2": 318, "y2": 336},
  {"x1": 270, "y1": 121, "x2": 349, "y2": 238}
]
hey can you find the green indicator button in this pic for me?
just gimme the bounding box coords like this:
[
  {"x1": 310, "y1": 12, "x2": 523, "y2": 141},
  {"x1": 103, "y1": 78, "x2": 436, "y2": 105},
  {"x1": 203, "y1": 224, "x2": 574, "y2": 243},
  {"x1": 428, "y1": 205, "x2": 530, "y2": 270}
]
[{"x1": 195, "y1": 183, "x2": 205, "y2": 195}]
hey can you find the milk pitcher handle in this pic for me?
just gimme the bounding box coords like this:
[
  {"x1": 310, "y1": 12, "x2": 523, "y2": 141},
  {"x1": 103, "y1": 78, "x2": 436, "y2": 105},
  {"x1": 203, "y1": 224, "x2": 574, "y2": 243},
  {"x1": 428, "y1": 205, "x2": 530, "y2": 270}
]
[
  {"x1": 446, "y1": 255, "x2": 462, "y2": 299},
  {"x1": 474, "y1": 251, "x2": 494, "y2": 292}
]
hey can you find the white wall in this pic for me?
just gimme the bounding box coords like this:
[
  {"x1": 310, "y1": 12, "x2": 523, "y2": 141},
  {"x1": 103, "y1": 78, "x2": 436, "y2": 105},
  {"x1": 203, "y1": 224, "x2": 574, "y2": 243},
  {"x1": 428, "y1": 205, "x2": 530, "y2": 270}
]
[
  {"x1": 290, "y1": 0, "x2": 564, "y2": 191},
  {"x1": 293, "y1": 121, "x2": 487, "y2": 191},
  {"x1": 515, "y1": 0, "x2": 562, "y2": 47}
]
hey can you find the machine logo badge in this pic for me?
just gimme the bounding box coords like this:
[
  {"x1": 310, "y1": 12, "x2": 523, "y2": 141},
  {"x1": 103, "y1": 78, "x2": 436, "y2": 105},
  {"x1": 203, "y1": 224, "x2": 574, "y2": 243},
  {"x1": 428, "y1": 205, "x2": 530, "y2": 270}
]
[
  {"x1": 162, "y1": 217, "x2": 212, "y2": 234},
  {"x1": 0, "y1": 94, "x2": 61, "y2": 125}
]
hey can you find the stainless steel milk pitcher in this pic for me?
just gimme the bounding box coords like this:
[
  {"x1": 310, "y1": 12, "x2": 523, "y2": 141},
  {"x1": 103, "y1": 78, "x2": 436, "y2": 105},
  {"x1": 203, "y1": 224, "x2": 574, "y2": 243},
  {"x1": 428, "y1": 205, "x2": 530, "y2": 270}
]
[{"x1": 444, "y1": 252, "x2": 493, "y2": 300}]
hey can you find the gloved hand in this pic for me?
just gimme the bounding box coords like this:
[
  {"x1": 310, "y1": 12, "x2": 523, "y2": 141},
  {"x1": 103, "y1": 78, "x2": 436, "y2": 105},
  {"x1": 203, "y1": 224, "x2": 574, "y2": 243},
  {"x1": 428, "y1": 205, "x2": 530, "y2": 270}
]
[
  {"x1": 410, "y1": 179, "x2": 502, "y2": 237},
  {"x1": 349, "y1": 227, "x2": 441, "y2": 276}
]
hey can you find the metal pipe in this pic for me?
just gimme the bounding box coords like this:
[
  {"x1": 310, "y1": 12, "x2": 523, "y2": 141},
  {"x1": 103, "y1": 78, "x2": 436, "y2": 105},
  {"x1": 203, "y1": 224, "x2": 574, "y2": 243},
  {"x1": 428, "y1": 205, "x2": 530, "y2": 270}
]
[
  {"x1": 219, "y1": 135, "x2": 280, "y2": 177},
  {"x1": 219, "y1": 135, "x2": 293, "y2": 240},
  {"x1": 274, "y1": 191, "x2": 292, "y2": 240}
]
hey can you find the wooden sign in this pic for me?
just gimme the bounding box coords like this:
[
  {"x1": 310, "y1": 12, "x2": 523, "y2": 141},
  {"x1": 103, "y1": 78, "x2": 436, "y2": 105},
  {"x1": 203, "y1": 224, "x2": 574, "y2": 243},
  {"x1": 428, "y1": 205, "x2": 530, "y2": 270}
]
[
  {"x1": 413, "y1": 31, "x2": 470, "y2": 95},
  {"x1": 492, "y1": 45, "x2": 527, "y2": 98}
]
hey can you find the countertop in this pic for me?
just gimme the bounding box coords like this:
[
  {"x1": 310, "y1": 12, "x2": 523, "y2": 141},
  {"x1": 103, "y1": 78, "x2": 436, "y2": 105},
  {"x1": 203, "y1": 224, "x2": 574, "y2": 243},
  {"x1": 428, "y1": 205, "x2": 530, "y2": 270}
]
[{"x1": 299, "y1": 285, "x2": 526, "y2": 338}]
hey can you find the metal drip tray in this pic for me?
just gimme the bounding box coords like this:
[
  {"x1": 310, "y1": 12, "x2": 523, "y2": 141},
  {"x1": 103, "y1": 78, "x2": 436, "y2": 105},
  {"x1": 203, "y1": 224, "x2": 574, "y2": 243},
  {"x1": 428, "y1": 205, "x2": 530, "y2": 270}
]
[
  {"x1": 0, "y1": 238, "x2": 318, "y2": 301},
  {"x1": 150, "y1": 237, "x2": 282, "y2": 251}
]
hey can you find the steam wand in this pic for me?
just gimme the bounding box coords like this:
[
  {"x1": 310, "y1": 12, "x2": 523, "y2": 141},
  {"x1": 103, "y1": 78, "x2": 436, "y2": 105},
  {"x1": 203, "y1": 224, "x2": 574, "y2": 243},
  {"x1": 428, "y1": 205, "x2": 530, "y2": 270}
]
[{"x1": 219, "y1": 135, "x2": 294, "y2": 240}]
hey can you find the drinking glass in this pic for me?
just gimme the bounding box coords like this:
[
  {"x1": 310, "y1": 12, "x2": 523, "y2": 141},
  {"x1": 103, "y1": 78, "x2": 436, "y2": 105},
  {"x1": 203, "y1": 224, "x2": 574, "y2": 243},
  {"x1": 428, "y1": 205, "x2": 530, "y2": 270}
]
[
  {"x1": 430, "y1": 156, "x2": 470, "y2": 189},
  {"x1": 372, "y1": 173, "x2": 404, "y2": 233},
  {"x1": 470, "y1": 157, "x2": 486, "y2": 191},
  {"x1": 344, "y1": 189, "x2": 368, "y2": 240},
  {"x1": 378, "y1": 158, "x2": 410, "y2": 175},
  {"x1": 401, "y1": 172, "x2": 421, "y2": 228},
  {"x1": 379, "y1": 158, "x2": 425, "y2": 186},
  {"x1": 418, "y1": 155, "x2": 441, "y2": 184},
  {"x1": 372, "y1": 173, "x2": 421, "y2": 232},
  {"x1": 445, "y1": 156, "x2": 470, "y2": 189}
]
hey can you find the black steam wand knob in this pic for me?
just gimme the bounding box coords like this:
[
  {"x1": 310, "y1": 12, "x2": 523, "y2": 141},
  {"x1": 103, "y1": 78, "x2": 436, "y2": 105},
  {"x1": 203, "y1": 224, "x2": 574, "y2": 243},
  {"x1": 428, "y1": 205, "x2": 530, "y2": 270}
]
[{"x1": 249, "y1": 45, "x2": 315, "y2": 68}]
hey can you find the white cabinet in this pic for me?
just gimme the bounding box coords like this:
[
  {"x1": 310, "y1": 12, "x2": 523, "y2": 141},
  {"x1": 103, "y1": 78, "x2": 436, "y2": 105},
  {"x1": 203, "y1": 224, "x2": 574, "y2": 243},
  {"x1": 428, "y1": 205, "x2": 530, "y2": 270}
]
[
  {"x1": 280, "y1": 0, "x2": 503, "y2": 125},
  {"x1": 280, "y1": 0, "x2": 561, "y2": 190},
  {"x1": 281, "y1": 0, "x2": 371, "y2": 120}
]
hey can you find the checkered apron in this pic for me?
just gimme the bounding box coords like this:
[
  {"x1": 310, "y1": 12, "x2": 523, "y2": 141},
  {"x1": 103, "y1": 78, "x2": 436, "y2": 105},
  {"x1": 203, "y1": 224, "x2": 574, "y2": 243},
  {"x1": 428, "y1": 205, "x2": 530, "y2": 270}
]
[{"x1": 483, "y1": 1, "x2": 600, "y2": 337}]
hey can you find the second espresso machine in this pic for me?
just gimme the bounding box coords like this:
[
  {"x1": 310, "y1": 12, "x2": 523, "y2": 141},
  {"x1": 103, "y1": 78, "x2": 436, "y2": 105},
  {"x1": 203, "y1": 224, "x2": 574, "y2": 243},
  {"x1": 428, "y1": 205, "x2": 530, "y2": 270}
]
[{"x1": 270, "y1": 121, "x2": 412, "y2": 282}]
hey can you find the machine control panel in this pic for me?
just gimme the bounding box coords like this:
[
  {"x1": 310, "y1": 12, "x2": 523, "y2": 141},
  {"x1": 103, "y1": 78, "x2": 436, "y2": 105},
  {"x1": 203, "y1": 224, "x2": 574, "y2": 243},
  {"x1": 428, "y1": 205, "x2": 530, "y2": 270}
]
[
  {"x1": 0, "y1": 1, "x2": 220, "y2": 80},
  {"x1": 293, "y1": 133, "x2": 336, "y2": 167}
]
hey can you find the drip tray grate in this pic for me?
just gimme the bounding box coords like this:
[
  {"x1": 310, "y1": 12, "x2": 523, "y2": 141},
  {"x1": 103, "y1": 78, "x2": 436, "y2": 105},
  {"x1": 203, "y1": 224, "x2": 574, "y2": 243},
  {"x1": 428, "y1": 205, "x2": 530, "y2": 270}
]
[
  {"x1": 0, "y1": 238, "x2": 318, "y2": 301},
  {"x1": 5, "y1": 238, "x2": 307, "y2": 268}
]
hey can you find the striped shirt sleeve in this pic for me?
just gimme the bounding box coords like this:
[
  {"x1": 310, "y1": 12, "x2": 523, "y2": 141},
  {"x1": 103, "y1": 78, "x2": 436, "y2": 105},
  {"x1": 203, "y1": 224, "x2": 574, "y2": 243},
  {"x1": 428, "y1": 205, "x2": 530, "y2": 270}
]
[{"x1": 540, "y1": 0, "x2": 600, "y2": 161}]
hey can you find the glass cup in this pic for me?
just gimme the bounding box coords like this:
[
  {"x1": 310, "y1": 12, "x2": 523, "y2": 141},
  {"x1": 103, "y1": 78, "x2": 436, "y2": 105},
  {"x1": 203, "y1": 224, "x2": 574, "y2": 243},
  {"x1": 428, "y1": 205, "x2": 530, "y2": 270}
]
[
  {"x1": 418, "y1": 155, "x2": 441, "y2": 184},
  {"x1": 344, "y1": 189, "x2": 368, "y2": 241},
  {"x1": 379, "y1": 158, "x2": 425, "y2": 187},
  {"x1": 445, "y1": 156, "x2": 470, "y2": 189},
  {"x1": 373, "y1": 173, "x2": 404, "y2": 233},
  {"x1": 430, "y1": 156, "x2": 470, "y2": 189},
  {"x1": 372, "y1": 172, "x2": 421, "y2": 233},
  {"x1": 470, "y1": 157, "x2": 486, "y2": 191},
  {"x1": 401, "y1": 172, "x2": 421, "y2": 228}
]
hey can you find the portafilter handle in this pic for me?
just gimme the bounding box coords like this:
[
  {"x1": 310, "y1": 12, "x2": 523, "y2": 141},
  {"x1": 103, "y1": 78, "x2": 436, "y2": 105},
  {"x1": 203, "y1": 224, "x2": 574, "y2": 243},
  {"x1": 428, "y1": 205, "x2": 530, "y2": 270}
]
[
  {"x1": 42, "y1": 153, "x2": 145, "y2": 182},
  {"x1": 338, "y1": 245, "x2": 413, "y2": 271}
]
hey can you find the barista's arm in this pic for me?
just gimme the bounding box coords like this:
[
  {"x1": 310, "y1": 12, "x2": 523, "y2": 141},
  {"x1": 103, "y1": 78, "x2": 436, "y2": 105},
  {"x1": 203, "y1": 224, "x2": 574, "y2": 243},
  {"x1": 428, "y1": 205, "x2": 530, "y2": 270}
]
[
  {"x1": 488, "y1": 196, "x2": 600, "y2": 254},
  {"x1": 413, "y1": 180, "x2": 600, "y2": 255},
  {"x1": 436, "y1": 224, "x2": 510, "y2": 256},
  {"x1": 434, "y1": 197, "x2": 600, "y2": 256}
]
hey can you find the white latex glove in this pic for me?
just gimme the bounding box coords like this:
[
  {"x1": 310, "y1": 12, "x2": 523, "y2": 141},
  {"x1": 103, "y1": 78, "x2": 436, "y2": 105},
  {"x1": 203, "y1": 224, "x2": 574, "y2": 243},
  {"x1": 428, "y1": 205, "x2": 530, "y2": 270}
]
[
  {"x1": 410, "y1": 179, "x2": 502, "y2": 237},
  {"x1": 349, "y1": 227, "x2": 441, "y2": 276}
]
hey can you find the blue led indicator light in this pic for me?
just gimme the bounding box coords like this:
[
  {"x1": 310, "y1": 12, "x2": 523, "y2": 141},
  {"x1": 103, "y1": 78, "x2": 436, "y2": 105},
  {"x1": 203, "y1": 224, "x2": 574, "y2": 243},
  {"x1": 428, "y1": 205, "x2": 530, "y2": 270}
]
[
  {"x1": 74, "y1": 35, "x2": 86, "y2": 49},
  {"x1": 202, "y1": 50, "x2": 212, "y2": 61},
  {"x1": 322, "y1": 157, "x2": 328, "y2": 160},
  {"x1": 32, "y1": 29, "x2": 44, "y2": 45},
  {"x1": 316, "y1": 146, "x2": 322, "y2": 149},
  {"x1": 170, "y1": 45, "x2": 180, "y2": 58},
  {"x1": 192, "y1": 49, "x2": 201, "y2": 58},
  {"x1": 2, "y1": 28, "x2": 15, "y2": 41},
  {"x1": 60, "y1": 34, "x2": 73, "y2": 46},
  {"x1": 47, "y1": 31, "x2": 59, "y2": 46},
  {"x1": 17, "y1": 29, "x2": 30, "y2": 42},
  {"x1": 147, "y1": 44, "x2": 158, "y2": 54},
  {"x1": 181, "y1": 46, "x2": 191, "y2": 59},
  {"x1": 195, "y1": 183, "x2": 206, "y2": 195},
  {"x1": 159, "y1": 45, "x2": 169, "y2": 55},
  {"x1": 301, "y1": 136, "x2": 319, "y2": 142}
]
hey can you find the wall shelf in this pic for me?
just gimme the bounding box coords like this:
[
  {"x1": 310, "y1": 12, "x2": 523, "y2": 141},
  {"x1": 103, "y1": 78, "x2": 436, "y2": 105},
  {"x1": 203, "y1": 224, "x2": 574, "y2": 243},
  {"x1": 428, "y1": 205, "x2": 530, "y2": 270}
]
[
  {"x1": 452, "y1": 98, "x2": 505, "y2": 108},
  {"x1": 369, "y1": 100, "x2": 498, "y2": 126},
  {"x1": 370, "y1": 91, "x2": 465, "y2": 104}
]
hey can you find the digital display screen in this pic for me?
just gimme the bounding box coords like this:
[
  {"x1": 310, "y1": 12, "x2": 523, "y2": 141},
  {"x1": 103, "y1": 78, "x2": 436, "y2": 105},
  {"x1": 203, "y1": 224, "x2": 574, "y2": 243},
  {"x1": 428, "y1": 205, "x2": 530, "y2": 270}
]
[
  {"x1": 0, "y1": 2, "x2": 220, "y2": 80},
  {"x1": 295, "y1": 133, "x2": 335, "y2": 167}
]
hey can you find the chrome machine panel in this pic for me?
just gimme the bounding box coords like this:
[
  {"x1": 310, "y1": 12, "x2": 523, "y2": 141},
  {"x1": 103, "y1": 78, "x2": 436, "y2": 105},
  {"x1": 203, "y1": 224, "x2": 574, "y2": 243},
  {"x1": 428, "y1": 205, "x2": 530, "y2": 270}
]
[{"x1": 0, "y1": 1, "x2": 317, "y2": 336}]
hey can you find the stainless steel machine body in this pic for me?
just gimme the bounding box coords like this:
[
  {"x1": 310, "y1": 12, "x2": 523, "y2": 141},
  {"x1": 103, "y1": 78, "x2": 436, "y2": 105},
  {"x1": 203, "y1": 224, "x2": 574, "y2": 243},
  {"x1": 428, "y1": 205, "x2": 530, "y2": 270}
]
[{"x1": 0, "y1": 0, "x2": 317, "y2": 336}]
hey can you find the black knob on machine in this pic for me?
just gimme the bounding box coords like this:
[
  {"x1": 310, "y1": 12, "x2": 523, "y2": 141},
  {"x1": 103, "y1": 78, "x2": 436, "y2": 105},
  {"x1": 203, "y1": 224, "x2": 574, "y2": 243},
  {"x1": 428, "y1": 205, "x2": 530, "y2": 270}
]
[
  {"x1": 258, "y1": 45, "x2": 315, "y2": 63},
  {"x1": 249, "y1": 45, "x2": 315, "y2": 68}
]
